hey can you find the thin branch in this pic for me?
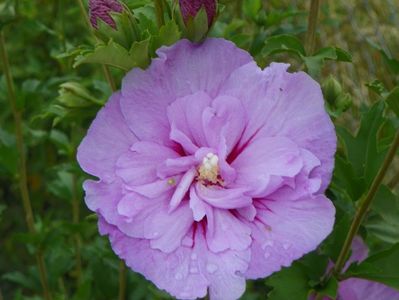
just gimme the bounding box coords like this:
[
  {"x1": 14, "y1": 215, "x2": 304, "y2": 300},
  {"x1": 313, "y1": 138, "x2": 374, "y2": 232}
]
[
  {"x1": 334, "y1": 131, "x2": 399, "y2": 275},
  {"x1": 306, "y1": 0, "x2": 321, "y2": 54},
  {"x1": 0, "y1": 30, "x2": 52, "y2": 300}
]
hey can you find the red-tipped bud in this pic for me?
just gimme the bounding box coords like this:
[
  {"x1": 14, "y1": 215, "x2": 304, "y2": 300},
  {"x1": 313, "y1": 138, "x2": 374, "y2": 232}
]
[
  {"x1": 179, "y1": 0, "x2": 216, "y2": 26},
  {"x1": 89, "y1": 0, "x2": 123, "y2": 29}
]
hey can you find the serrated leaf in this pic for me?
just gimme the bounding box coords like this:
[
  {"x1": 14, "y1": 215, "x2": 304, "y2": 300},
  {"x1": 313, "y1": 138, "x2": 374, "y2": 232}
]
[
  {"x1": 263, "y1": 34, "x2": 305, "y2": 57},
  {"x1": 345, "y1": 243, "x2": 399, "y2": 290},
  {"x1": 336, "y1": 101, "x2": 387, "y2": 188},
  {"x1": 74, "y1": 39, "x2": 149, "y2": 71}
]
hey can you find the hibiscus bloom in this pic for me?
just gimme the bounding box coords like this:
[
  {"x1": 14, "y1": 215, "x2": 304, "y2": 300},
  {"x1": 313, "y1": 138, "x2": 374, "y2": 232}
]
[
  {"x1": 77, "y1": 38, "x2": 336, "y2": 299},
  {"x1": 314, "y1": 237, "x2": 399, "y2": 300}
]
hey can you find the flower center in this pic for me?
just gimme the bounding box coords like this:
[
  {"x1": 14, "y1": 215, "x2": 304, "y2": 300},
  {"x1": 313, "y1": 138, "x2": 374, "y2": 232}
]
[{"x1": 197, "y1": 152, "x2": 220, "y2": 184}]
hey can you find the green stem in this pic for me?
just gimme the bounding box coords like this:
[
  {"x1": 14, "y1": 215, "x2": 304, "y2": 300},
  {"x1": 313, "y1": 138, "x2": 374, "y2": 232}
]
[
  {"x1": 118, "y1": 261, "x2": 127, "y2": 300},
  {"x1": 334, "y1": 131, "x2": 399, "y2": 275},
  {"x1": 0, "y1": 31, "x2": 52, "y2": 300},
  {"x1": 154, "y1": 0, "x2": 165, "y2": 28},
  {"x1": 305, "y1": 0, "x2": 321, "y2": 55},
  {"x1": 71, "y1": 173, "x2": 82, "y2": 283}
]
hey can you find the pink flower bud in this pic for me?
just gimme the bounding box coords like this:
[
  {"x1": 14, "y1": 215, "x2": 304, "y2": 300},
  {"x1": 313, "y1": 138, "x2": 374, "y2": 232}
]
[
  {"x1": 89, "y1": 0, "x2": 123, "y2": 29},
  {"x1": 179, "y1": 0, "x2": 216, "y2": 26}
]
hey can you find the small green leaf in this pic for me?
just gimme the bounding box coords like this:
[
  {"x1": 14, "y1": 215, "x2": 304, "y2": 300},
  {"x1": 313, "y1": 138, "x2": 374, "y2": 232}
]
[
  {"x1": 345, "y1": 243, "x2": 399, "y2": 290},
  {"x1": 263, "y1": 34, "x2": 305, "y2": 57},
  {"x1": 152, "y1": 19, "x2": 181, "y2": 52},
  {"x1": 266, "y1": 263, "x2": 309, "y2": 300},
  {"x1": 385, "y1": 86, "x2": 399, "y2": 117},
  {"x1": 366, "y1": 80, "x2": 388, "y2": 97},
  {"x1": 74, "y1": 39, "x2": 150, "y2": 71},
  {"x1": 303, "y1": 47, "x2": 352, "y2": 78},
  {"x1": 365, "y1": 185, "x2": 399, "y2": 244},
  {"x1": 243, "y1": 0, "x2": 262, "y2": 20},
  {"x1": 314, "y1": 277, "x2": 339, "y2": 299}
]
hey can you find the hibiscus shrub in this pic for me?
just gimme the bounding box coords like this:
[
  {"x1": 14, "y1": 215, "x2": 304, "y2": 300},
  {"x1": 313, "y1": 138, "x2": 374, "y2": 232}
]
[{"x1": 1, "y1": 0, "x2": 399, "y2": 300}]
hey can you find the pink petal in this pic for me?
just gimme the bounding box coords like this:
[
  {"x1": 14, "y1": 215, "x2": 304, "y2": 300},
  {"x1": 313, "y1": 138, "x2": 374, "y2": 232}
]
[
  {"x1": 246, "y1": 195, "x2": 335, "y2": 279},
  {"x1": 220, "y1": 62, "x2": 336, "y2": 192},
  {"x1": 120, "y1": 39, "x2": 252, "y2": 144},
  {"x1": 195, "y1": 183, "x2": 252, "y2": 209},
  {"x1": 206, "y1": 208, "x2": 252, "y2": 252},
  {"x1": 115, "y1": 141, "x2": 179, "y2": 186},
  {"x1": 77, "y1": 92, "x2": 138, "y2": 182},
  {"x1": 231, "y1": 136, "x2": 303, "y2": 197}
]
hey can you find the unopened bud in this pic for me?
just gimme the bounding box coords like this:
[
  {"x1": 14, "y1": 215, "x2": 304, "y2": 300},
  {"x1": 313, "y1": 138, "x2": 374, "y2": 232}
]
[
  {"x1": 89, "y1": 0, "x2": 123, "y2": 29},
  {"x1": 179, "y1": 0, "x2": 216, "y2": 26}
]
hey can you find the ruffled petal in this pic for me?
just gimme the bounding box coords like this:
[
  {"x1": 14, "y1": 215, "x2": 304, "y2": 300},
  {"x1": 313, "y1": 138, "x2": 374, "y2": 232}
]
[
  {"x1": 120, "y1": 38, "x2": 252, "y2": 144},
  {"x1": 77, "y1": 92, "x2": 138, "y2": 182},
  {"x1": 100, "y1": 218, "x2": 250, "y2": 300},
  {"x1": 220, "y1": 62, "x2": 336, "y2": 192},
  {"x1": 115, "y1": 141, "x2": 179, "y2": 186},
  {"x1": 231, "y1": 136, "x2": 303, "y2": 197},
  {"x1": 167, "y1": 91, "x2": 212, "y2": 150},
  {"x1": 195, "y1": 183, "x2": 252, "y2": 209},
  {"x1": 246, "y1": 195, "x2": 335, "y2": 279},
  {"x1": 206, "y1": 208, "x2": 252, "y2": 252}
]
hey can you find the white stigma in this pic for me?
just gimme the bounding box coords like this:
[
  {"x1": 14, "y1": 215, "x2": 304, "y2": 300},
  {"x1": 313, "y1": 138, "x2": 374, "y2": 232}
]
[{"x1": 198, "y1": 153, "x2": 220, "y2": 184}]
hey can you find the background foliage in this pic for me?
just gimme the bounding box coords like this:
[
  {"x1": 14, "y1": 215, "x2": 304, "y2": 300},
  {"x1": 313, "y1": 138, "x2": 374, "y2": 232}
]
[{"x1": 0, "y1": 0, "x2": 398, "y2": 299}]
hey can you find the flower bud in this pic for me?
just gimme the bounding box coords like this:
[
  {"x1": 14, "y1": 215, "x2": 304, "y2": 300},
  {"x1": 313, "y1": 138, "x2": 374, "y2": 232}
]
[
  {"x1": 89, "y1": 0, "x2": 123, "y2": 29},
  {"x1": 322, "y1": 75, "x2": 352, "y2": 117},
  {"x1": 179, "y1": 0, "x2": 216, "y2": 26}
]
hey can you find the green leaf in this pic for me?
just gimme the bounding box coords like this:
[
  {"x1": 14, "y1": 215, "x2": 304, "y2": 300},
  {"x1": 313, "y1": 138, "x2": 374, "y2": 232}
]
[
  {"x1": 303, "y1": 47, "x2": 352, "y2": 78},
  {"x1": 367, "y1": 39, "x2": 399, "y2": 75},
  {"x1": 243, "y1": 0, "x2": 262, "y2": 20},
  {"x1": 314, "y1": 277, "x2": 338, "y2": 299},
  {"x1": 74, "y1": 39, "x2": 150, "y2": 71},
  {"x1": 385, "y1": 86, "x2": 399, "y2": 117},
  {"x1": 2, "y1": 271, "x2": 38, "y2": 291},
  {"x1": 153, "y1": 19, "x2": 181, "y2": 51},
  {"x1": 345, "y1": 243, "x2": 399, "y2": 290},
  {"x1": 366, "y1": 80, "x2": 389, "y2": 97},
  {"x1": 321, "y1": 213, "x2": 352, "y2": 261},
  {"x1": 266, "y1": 263, "x2": 309, "y2": 300},
  {"x1": 365, "y1": 185, "x2": 399, "y2": 244},
  {"x1": 58, "y1": 82, "x2": 103, "y2": 108},
  {"x1": 332, "y1": 155, "x2": 364, "y2": 201},
  {"x1": 0, "y1": 128, "x2": 17, "y2": 174},
  {"x1": 263, "y1": 34, "x2": 305, "y2": 57},
  {"x1": 336, "y1": 101, "x2": 386, "y2": 187}
]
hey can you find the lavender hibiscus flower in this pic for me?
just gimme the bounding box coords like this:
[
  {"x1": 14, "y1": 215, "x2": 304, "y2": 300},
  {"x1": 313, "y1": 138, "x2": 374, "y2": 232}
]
[
  {"x1": 89, "y1": 0, "x2": 123, "y2": 29},
  {"x1": 77, "y1": 38, "x2": 336, "y2": 299}
]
